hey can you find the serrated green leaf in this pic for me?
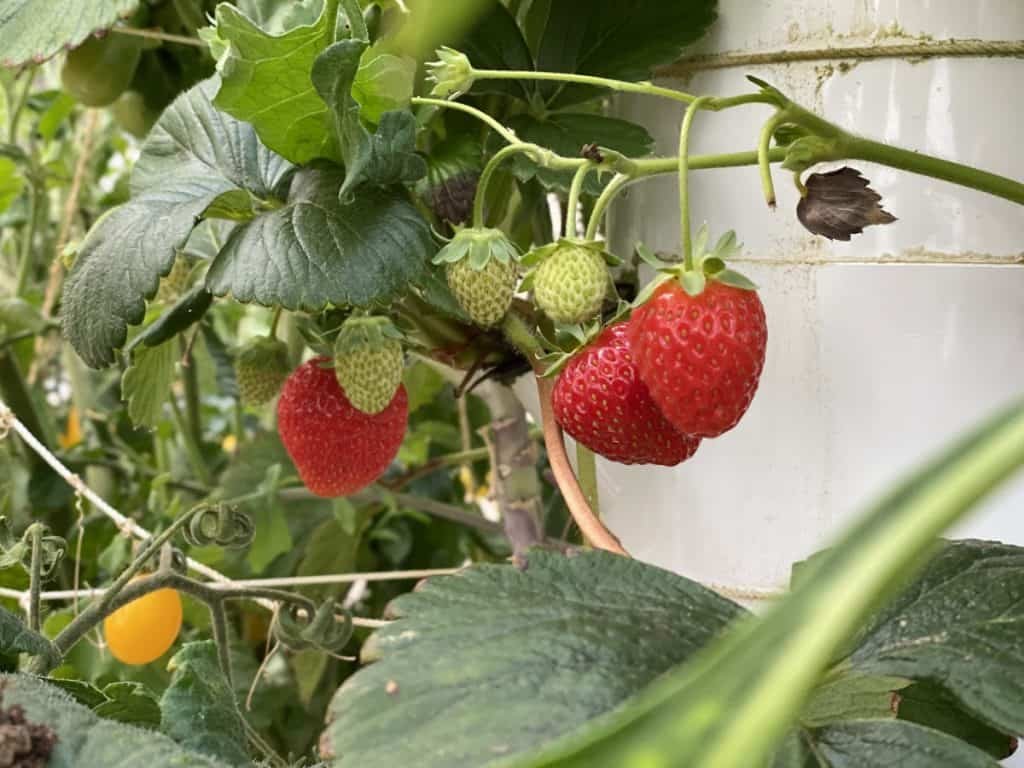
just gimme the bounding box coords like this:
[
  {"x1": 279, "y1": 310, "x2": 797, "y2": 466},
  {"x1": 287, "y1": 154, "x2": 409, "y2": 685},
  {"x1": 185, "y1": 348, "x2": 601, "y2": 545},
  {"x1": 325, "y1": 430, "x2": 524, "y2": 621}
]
[
  {"x1": 206, "y1": 0, "x2": 338, "y2": 164},
  {"x1": 353, "y1": 47, "x2": 416, "y2": 124},
  {"x1": 94, "y1": 681, "x2": 161, "y2": 728},
  {"x1": 500, "y1": 113, "x2": 653, "y2": 193},
  {"x1": 61, "y1": 77, "x2": 294, "y2": 369},
  {"x1": 848, "y1": 539, "x2": 1024, "y2": 735},
  {"x1": 0, "y1": 672, "x2": 230, "y2": 767},
  {"x1": 811, "y1": 720, "x2": 1000, "y2": 767},
  {"x1": 160, "y1": 641, "x2": 249, "y2": 766},
  {"x1": 321, "y1": 549, "x2": 744, "y2": 768},
  {"x1": 0, "y1": 605, "x2": 59, "y2": 665},
  {"x1": 121, "y1": 341, "x2": 177, "y2": 428},
  {"x1": 534, "y1": 0, "x2": 718, "y2": 108},
  {"x1": 896, "y1": 682, "x2": 1017, "y2": 760},
  {"x1": 205, "y1": 166, "x2": 433, "y2": 310},
  {"x1": 0, "y1": 0, "x2": 139, "y2": 67},
  {"x1": 0, "y1": 156, "x2": 23, "y2": 213},
  {"x1": 312, "y1": 40, "x2": 426, "y2": 199}
]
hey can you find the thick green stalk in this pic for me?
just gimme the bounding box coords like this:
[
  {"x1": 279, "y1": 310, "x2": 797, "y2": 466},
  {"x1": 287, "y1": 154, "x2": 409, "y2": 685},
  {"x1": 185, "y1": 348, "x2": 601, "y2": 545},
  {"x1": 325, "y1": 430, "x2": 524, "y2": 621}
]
[
  {"x1": 585, "y1": 174, "x2": 629, "y2": 241},
  {"x1": 564, "y1": 162, "x2": 594, "y2": 239},
  {"x1": 14, "y1": 180, "x2": 41, "y2": 297},
  {"x1": 575, "y1": 445, "x2": 600, "y2": 518},
  {"x1": 27, "y1": 524, "x2": 43, "y2": 632},
  {"x1": 474, "y1": 143, "x2": 533, "y2": 227}
]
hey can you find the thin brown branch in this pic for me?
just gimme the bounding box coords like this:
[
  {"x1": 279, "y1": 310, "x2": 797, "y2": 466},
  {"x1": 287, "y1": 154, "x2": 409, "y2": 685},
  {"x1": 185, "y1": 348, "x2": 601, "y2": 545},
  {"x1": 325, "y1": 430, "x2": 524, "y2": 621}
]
[{"x1": 536, "y1": 375, "x2": 629, "y2": 556}]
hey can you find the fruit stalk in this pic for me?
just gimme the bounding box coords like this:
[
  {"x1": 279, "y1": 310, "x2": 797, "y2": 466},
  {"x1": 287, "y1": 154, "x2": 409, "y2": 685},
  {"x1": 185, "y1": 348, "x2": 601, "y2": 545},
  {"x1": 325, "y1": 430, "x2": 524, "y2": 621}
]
[
  {"x1": 536, "y1": 376, "x2": 628, "y2": 556},
  {"x1": 678, "y1": 96, "x2": 714, "y2": 265},
  {"x1": 478, "y1": 382, "x2": 545, "y2": 559},
  {"x1": 564, "y1": 161, "x2": 595, "y2": 239},
  {"x1": 26, "y1": 524, "x2": 43, "y2": 632},
  {"x1": 576, "y1": 445, "x2": 600, "y2": 517}
]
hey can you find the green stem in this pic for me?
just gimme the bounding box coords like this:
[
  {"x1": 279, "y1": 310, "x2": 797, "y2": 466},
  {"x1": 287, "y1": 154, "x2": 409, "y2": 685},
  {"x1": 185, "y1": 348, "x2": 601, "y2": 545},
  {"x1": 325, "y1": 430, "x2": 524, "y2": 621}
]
[
  {"x1": 845, "y1": 136, "x2": 1024, "y2": 206},
  {"x1": 209, "y1": 600, "x2": 233, "y2": 685},
  {"x1": 268, "y1": 307, "x2": 283, "y2": 338},
  {"x1": 678, "y1": 97, "x2": 714, "y2": 267},
  {"x1": 564, "y1": 162, "x2": 594, "y2": 240},
  {"x1": 585, "y1": 174, "x2": 630, "y2": 240},
  {"x1": 757, "y1": 111, "x2": 789, "y2": 208},
  {"x1": 501, "y1": 311, "x2": 546, "y2": 370},
  {"x1": 412, "y1": 97, "x2": 520, "y2": 145},
  {"x1": 474, "y1": 143, "x2": 534, "y2": 227},
  {"x1": 169, "y1": 396, "x2": 211, "y2": 486},
  {"x1": 6, "y1": 71, "x2": 32, "y2": 143},
  {"x1": 337, "y1": 0, "x2": 365, "y2": 41},
  {"x1": 180, "y1": 338, "x2": 203, "y2": 457},
  {"x1": 576, "y1": 445, "x2": 600, "y2": 518},
  {"x1": 471, "y1": 68, "x2": 696, "y2": 105},
  {"x1": 27, "y1": 524, "x2": 43, "y2": 632},
  {"x1": 14, "y1": 179, "x2": 40, "y2": 297}
]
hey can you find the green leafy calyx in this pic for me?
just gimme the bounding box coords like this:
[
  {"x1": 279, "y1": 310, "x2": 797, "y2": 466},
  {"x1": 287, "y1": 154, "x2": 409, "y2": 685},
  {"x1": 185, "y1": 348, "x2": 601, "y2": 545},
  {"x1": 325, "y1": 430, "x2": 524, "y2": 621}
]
[{"x1": 431, "y1": 227, "x2": 520, "y2": 270}]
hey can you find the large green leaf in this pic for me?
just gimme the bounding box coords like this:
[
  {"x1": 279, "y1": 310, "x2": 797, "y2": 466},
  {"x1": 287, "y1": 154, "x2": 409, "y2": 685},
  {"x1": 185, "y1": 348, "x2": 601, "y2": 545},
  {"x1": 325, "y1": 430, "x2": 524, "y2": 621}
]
[
  {"x1": 846, "y1": 539, "x2": 1024, "y2": 735},
  {"x1": 312, "y1": 40, "x2": 426, "y2": 199},
  {"x1": 533, "y1": 0, "x2": 718, "y2": 108},
  {"x1": 61, "y1": 77, "x2": 294, "y2": 368},
  {"x1": 205, "y1": 165, "x2": 433, "y2": 309},
  {"x1": 205, "y1": 0, "x2": 338, "y2": 165},
  {"x1": 460, "y1": 3, "x2": 536, "y2": 102},
  {"x1": 320, "y1": 549, "x2": 744, "y2": 767},
  {"x1": 501, "y1": 113, "x2": 653, "y2": 193},
  {"x1": 896, "y1": 682, "x2": 1017, "y2": 760},
  {"x1": 0, "y1": 0, "x2": 138, "y2": 67},
  {"x1": 515, "y1": 398, "x2": 1024, "y2": 767},
  {"x1": 0, "y1": 672, "x2": 229, "y2": 767},
  {"x1": 160, "y1": 641, "x2": 249, "y2": 766},
  {"x1": 810, "y1": 720, "x2": 1000, "y2": 767}
]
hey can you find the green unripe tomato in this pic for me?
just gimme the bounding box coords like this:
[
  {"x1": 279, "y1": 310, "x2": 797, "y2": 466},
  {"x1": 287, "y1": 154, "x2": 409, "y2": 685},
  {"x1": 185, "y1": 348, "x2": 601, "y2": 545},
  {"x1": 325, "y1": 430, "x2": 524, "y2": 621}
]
[
  {"x1": 111, "y1": 91, "x2": 158, "y2": 138},
  {"x1": 61, "y1": 34, "x2": 142, "y2": 107}
]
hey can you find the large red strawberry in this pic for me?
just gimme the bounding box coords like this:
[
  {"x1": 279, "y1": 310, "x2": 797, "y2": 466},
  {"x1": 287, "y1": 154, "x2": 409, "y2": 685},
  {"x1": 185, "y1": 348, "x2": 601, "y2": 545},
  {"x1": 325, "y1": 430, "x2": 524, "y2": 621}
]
[
  {"x1": 553, "y1": 322, "x2": 700, "y2": 466},
  {"x1": 629, "y1": 279, "x2": 766, "y2": 438},
  {"x1": 277, "y1": 357, "x2": 407, "y2": 497}
]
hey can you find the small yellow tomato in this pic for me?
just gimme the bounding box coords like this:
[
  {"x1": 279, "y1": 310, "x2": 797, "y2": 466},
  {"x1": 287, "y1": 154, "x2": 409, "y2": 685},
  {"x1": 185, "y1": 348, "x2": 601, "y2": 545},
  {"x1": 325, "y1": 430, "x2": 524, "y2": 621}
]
[{"x1": 102, "y1": 579, "x2": 183, "y2": 665}]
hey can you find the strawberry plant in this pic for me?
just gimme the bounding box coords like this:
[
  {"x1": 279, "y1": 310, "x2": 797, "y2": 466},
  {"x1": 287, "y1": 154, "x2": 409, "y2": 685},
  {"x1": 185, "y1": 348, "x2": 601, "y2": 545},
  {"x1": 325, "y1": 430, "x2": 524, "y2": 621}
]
[{"x1": 0, "y1": 1, "x2": 1022, "y2": 767}]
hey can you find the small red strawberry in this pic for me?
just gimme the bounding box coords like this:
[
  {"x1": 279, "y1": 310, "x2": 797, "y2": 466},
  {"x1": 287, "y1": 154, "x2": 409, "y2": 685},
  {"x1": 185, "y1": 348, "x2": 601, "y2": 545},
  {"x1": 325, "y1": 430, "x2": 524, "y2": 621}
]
[
  {"x1": 552, "y1": 322, "x2": 700, "y2": 466},
  {"x1": 277, "y1": 357, "x2": 407, "y2": 497},
  {"x1": 628, "y1": 231, "x2": 767, "y2": 439}
]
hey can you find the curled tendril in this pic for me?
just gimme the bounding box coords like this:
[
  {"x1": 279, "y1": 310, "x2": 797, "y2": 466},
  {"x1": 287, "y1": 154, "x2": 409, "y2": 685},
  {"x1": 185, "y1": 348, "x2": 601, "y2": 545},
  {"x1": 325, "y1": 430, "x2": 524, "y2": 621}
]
[
  {"x1": 272, "y1": 600, "x2": 354, "y2": 654},
  {"x1": 182, "y1": 504, "x2": 255, "y2": 550},
  {"x1": 0, "y1": 519, "x2": 66, "y2": 579}
]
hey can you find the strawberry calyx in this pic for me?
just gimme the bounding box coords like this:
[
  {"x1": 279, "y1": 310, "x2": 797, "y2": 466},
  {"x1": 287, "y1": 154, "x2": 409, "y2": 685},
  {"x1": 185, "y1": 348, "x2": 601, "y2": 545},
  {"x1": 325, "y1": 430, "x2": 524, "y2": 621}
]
[
  {"x1": 431, "y1": 226, "x2": 520, "y2": 270},
  {"x1": 535, "y1": 296, "x2": 633, "y2": 378},
  {"x1": 333, "y1": 314, "x2": 404, "y2": 357},
  {"x1": 632, "y1": 226, "x2": 756, "y2": 307}
]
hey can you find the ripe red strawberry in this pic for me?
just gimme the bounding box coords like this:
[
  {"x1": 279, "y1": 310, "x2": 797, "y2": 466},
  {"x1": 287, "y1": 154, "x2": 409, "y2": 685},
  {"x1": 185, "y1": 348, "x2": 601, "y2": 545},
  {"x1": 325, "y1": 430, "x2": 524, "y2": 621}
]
[
  {"x1": 552, "y1": 322, "x2": 700, "y2": 466},
  {"x1": 629, "y1": 280, "x2": 766, "y2": 438},
  {"x1": 277, "y1": 357, "x2": 407, "y2": 497}
]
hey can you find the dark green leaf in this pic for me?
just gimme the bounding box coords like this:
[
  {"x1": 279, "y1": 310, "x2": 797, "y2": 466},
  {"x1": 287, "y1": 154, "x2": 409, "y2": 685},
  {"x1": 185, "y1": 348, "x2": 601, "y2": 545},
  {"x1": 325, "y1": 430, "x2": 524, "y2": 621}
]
[
  {"x1": 848, "y1": 539, "x2": 1024, "y2": 736},
  {"x1": 896, "y1": 682, "x2": 1017, "y2": 760},
  {"x1": 94, "y1": 681, "x2": 162, "y2": 728},
  {"x1": 61, "y1": 77, "x2": 293, "y2": 368},
  {"x1": 501, "y1": 113, "x2": 653, "y2": 193},
  {"x1": 204, "y1": 0, "x2": 338, "y2": 164},
  {"x1": 460, "y1": 3, "x2": 536, "y2": 102},
  {"x1": 160, "y1": 641, "x2": 249, "y2": 766},
  {"x1": 0, "y1": 605, "x2": 58, "y2": 666},
  {"x1": 812, "y1": 720, "x2": 1000, "y2": 767},
  {"x1": 353, "y1": 47, "x2": 416, "y2": 124},
  {"x1": 0, "y1": 0, "x2": 139, "y2": 67},
  {"x1": 801, "y1": 673, "x2": 908, "y2": 727},
  {"x1": 321, "y1": 549, "x2": 744, "y2": 767},
  {"x1": 312, "y1": 41, "x2": 426, "y2": 199},
  {"x1": 205, "y1": 166, "x2": 434, "y2": 310},
  {"x1": 0, "y1": 672, "x2": 229, "y2": 766},
  {"x1": 45, "y1": 678, "x2": 109, "y2": 709},
  {"x1": 126, "y1": 286, "x2": 214, "y2": 353},
  {"x1": 200, "y1": 324, "x2": 239, "y2": 400},
  {"x1": 535, "y1": 0, "x2": 717, "y2": 108}
]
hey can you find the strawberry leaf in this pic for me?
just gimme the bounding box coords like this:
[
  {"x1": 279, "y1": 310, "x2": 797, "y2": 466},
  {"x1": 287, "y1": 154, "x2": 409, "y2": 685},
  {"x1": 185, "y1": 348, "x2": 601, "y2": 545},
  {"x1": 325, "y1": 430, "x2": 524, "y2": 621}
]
[
  {"x1": 205, "y1": 166, "x2": 433, "y2": 310},
  {"x1": 320, "y1": 549, "x2": 744, "y2": 768},
  {"x1": 121, "y1": 341, "x2": 176, "y2": 428},
  {"x1": 0, "y1": 0, "x2": 139, "y2": 67},
  {"x1": 61, "y1": 77, "x2": 294, "y2": 369}
]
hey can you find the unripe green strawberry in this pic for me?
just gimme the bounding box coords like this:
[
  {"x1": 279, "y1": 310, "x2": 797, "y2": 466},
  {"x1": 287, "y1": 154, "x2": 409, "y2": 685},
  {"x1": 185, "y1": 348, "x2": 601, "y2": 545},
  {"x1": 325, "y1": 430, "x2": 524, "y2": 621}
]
[
  {"x1": 234, "y1": 336, "x2": 290, "y2": 406},
  {"x1": 432, "y1": 227, "x2": 520, "y2": 328},
  {"x1": 445, "y1": 257, "x2": 517, "y2": 328},
  {"x1": 334, "y1": 316, "x2": 405, "y2": 415},
  {"x1": 533, "y1": 242, "x2": 609, "y2": 325}
]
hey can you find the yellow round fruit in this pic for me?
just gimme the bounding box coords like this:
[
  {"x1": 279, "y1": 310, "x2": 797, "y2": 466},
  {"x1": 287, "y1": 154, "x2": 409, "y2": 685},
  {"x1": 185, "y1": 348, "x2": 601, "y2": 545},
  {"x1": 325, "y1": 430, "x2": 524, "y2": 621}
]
[{"x1": 102, "y1": 580, "x2": 182, "y2": 665}]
